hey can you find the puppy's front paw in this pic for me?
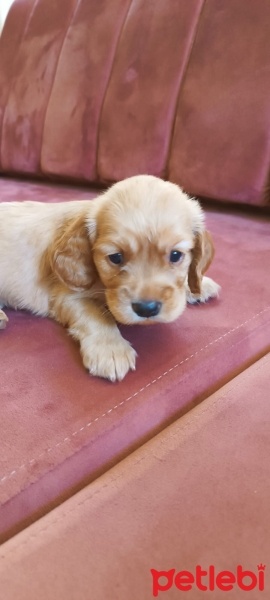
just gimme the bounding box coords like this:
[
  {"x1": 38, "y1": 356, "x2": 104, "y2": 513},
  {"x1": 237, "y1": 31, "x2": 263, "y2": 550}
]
[
  {"x1": 81, "y1": 335, "x2": 137, "y2": 382},
  {"x1": 0, "y1": 309, "x2": 8, "y2": 330},
  {"x1": 187, "y1": 276, "x2": 221, "y2": 304}
]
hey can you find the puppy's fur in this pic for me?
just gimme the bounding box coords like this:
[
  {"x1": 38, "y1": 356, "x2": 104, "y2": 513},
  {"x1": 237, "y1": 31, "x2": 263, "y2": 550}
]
[{"x1": 0, "y1": 175, "x2": 220, "y2": 381}]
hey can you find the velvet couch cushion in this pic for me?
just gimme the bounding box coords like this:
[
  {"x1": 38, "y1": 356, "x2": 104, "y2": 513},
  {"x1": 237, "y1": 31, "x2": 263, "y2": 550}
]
[
  {"x1": 0, "y1": 176, "x2": 270, "y2": 543},
  {"x1": 1, "y1": 353, "x2": 270, "y2": 599},
  {"x1": 1, "y1": 0, "x2": 270, "y2": 205}
]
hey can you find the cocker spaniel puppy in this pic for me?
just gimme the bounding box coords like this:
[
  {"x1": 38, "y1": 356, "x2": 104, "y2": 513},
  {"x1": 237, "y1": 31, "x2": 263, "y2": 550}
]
[{"x1": 0, "y1": 175, "x2": 220, "y2": 381}]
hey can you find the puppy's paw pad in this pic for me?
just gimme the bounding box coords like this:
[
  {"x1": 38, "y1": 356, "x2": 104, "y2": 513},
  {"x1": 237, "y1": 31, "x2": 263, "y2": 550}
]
[
  {"x1": 0, "y1": 310, "x2": 8, "y2": 329},
  {"x1": 187, "y1": 276, "x2": 221, "y2": 304},
  {"x1": 82, "y1": 337, "x2": 137, "y2": 382}
]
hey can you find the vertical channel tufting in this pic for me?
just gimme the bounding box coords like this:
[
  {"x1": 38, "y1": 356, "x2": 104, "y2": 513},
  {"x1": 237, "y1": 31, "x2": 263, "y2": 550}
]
[
  {"x1": 0, "y1": 0, "x2": 78, "y2": 176},
  {"x1": 0, "y1": 0, "x2": 35, "y2": 169},
  {"x1": 41, "y1": 0, "x2": 133, "y2": 182},
  {"x1": 97, "y1": 0, "x2": 204, "y2": 183},
  {"x1": 168, "y1": 0, "x2": 270, "y2": 206}
]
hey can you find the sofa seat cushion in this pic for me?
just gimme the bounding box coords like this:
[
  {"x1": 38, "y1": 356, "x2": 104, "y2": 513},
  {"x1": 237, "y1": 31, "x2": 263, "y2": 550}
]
[
  {"x1": 0, "y1": 176, "x2": 270, "y2": 542},
  {"x1": 1, "y1": 353, "x2": 270, "y2": 599}
]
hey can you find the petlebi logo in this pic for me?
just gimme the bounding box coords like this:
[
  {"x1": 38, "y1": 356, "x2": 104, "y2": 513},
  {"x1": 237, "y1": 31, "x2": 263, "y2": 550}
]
[{"x1": 151, "y1": 564, "x2": 266, "y2": 596}]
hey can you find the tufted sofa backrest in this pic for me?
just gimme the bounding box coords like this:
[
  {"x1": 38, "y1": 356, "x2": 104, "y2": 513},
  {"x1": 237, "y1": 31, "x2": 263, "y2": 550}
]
[{"x1": 1, "y1": 0, "x2": 270, "y2": 206}]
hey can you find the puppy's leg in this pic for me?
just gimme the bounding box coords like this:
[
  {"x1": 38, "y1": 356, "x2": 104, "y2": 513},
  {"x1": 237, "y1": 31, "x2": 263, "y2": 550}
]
[
  {"x1": 186, "y1": 276, "x2": 221, "y2": 304},
  {"x1": 51, "y1": 295, "x2": 137, "y2": 382},
  {"x1": 0, "y1": 309, "x2": 8, "y2": 329}
]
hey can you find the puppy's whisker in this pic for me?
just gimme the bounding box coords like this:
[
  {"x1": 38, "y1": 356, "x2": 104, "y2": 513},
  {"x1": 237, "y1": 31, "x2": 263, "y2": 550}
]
[{"x1": 101, "y1": 307, "x2": 111, "y2": 318}]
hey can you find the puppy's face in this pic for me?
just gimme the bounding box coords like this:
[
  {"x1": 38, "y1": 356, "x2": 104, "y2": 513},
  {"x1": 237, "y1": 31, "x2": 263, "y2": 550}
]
[{"x1": 90, "y1": 176, "x2": 204, "y2": 325}]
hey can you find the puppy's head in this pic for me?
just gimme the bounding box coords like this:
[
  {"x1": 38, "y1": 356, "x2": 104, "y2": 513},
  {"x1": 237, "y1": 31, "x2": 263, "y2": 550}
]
[{"x1": 87, "y1": 175, "x2": 214, "y2": 325}]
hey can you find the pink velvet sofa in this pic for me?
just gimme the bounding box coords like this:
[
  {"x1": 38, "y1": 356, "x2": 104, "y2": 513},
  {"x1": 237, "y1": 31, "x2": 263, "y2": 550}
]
[{"x1": 0, "y1": 1, "x2": 270, "y2": 597}]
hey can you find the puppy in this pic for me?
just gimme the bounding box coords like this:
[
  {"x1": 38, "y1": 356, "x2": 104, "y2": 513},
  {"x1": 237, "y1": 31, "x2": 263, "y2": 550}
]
[{"x1": 0, "y1": 175, "x2": 220, "y2": 381}]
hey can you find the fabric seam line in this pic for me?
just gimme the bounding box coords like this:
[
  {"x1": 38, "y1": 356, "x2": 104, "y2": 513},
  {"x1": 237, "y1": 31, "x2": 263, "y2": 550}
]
[
  {"x1": 1, "y1": 351, "x2": 269, "y2": 558},
  {"x1": 0, "y1": 304, "x2": 269, "y2": 486}
]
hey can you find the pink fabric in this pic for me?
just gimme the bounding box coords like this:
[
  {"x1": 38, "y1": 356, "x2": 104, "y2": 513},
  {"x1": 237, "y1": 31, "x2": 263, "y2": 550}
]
[
  {"x1": 0, "y1": 0, "x2": 78, "y2": 174},
  {"x1": 1, "y1": 354, "x2": 270, "y2": 599},
  {"x1": 41, "y1": 0, "x2": 132, "y2": 181},
  {"x1": 1, "y1": 0, "x2": 270, "y2": 203},
  {"x1": 169, "y1": 0, "x2": 270, "y2": 206},
  {"x1": 97, "y1": 0, "x2": 204, "y2": 181},
  {"x1": 0, "y1": 177, "x2": 270, "y2": 542},
  {"x1": 0, "y1": 0, "x2": 33, "y2": 146}
]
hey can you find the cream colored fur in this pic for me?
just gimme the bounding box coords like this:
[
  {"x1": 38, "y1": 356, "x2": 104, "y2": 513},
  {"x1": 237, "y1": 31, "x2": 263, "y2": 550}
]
[{"x1": 0, "y1": 176, "x2": 220, "y2": 380}]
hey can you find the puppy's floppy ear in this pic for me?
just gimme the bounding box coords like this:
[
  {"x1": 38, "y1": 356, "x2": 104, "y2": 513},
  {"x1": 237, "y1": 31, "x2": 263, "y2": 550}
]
[
  {"x1": 188, "y1": 230, "x2": 215, "y2": 294},
  {"x1": 49, "y1": 214, "x2": 97, "y2": 291},
  {"x1": 184, "y1": 195, "x2": 215, "y2": 295}
]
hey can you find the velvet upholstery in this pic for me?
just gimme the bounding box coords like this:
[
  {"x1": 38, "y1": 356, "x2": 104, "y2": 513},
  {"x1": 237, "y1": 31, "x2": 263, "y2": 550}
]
[
  {"x1": 97, "y1": 0, "x2": 204, "y2": 181},
  {"x1": 1, "y1": 354, "x2": 270, "y2": 599},
  {"x1": 1, "y1": 0, "x2": 270, "y2": 203},
  {"x1": 42, "y1": 0, "x2": 132, "y2": 181},
  {"x1": 1, "y1": 0, "x2": 270, "y2": 566},
  {"x1": 169, "y1": 0, "x2": 270, "y2": 206},
  {"x1": 0, "y1": 0, "x2": 33, "y2": 147},
  {"x1": 0, "y1": 177, "x2": 270, "y2": 543},
  {"x1": 1, "y1": 0, "x2": 79, "y2": 175}
]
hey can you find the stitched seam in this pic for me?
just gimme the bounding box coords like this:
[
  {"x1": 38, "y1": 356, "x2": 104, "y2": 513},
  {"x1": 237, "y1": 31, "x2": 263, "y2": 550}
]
[
  {"x1": 1, "y1": 304, "x2": 269, "y2": 487},
  {"x1": 161, "y1": 352, "x2": 270, "y2": 442},
  {"x1": 1, "y1": 352, "x2": 269, "y2": 558}
]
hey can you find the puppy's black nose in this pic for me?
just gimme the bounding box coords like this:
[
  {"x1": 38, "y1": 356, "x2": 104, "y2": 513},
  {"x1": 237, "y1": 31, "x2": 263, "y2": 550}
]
[{"x1": 132, "y1": 300, "x2": 162, "y2": 318}]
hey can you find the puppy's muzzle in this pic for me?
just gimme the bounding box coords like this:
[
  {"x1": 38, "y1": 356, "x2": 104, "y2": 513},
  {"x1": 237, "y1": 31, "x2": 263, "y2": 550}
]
[{"x1": 131, "y1": 300, "x2": 162, "y2": 318}]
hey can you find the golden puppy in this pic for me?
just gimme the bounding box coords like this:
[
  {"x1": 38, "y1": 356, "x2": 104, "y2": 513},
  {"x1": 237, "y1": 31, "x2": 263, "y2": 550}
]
[{"x1": 0, "y1": 175, "x2": 220, "y2": 381}]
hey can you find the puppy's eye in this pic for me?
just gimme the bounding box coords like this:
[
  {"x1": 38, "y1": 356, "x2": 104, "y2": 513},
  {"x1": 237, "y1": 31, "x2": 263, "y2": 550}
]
[
  {"x1": 108, "y1": 252, "x2": 123, "y2": 265},
  {"x1": 170, "y1": 250, "x2": 184, "y2": 263}
]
